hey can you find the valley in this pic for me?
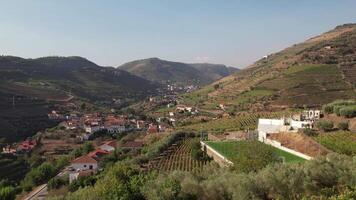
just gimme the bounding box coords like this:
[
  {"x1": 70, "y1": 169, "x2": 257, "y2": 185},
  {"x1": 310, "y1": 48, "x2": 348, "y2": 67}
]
[{"x1": 0, "y1": 24, "x2": 356, "y2": 200}]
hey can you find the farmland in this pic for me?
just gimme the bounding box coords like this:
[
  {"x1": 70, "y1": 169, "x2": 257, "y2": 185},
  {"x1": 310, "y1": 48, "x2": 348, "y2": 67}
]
[
  {"x1": 205, "y1": 141, "x2": 305, "y2": 163},
  {"x1": 0, "y1": 154, "x2": 29, "y2": 182},
  {"x1": 180, "y1": 112, "x2": 292, "y2": 134},
  {"x1": 148, "y1": 138, "x2": 210, "y2": 172},
  {"x1": 316, "y1": 131, "x2": 356, "y2": 156}
]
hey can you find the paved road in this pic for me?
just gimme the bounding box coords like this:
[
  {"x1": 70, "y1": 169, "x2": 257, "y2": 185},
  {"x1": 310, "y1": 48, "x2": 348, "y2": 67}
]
[{"x1": 22, "y1": 171, "x2": 66, "y2": 200}]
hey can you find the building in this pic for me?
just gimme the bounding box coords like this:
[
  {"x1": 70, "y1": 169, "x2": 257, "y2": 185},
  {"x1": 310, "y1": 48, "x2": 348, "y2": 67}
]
[
  {"x1": 136, "y1": 120, "x2": 145, "y2": 129},
  {"x1": 147, "y1": 124, "x2": 158, "y2": 134},
  {"x1": 257, "y1": 118, "x2": 314, "y2": 142},
  {"x1": 70, "y1": 155, "x2": 99, "y2": 171},
  {"x1": 301, "y1": 110, "x2": 322, "y2": 121},
  {"x1": 99, "y1": 140, "x2": 117, "y2": 152},
  {"x1": 104, "y1": 121, "x2": 125, "y2": 134},
  {"x1": 84, "y1": 125, "x2": 101, "y2": 134},
  {"x1": 69, "y1": 169, "x2": 95, "y2": 183}
]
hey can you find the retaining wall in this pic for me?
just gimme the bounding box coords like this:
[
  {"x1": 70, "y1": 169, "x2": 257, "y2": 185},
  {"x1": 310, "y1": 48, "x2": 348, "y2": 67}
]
[
  {"x1": 265, "y1": 139, "x2": 312, "y2": 160},
  {"x1": 200, "y1": 141, "x2": 233, "y2": 167}
]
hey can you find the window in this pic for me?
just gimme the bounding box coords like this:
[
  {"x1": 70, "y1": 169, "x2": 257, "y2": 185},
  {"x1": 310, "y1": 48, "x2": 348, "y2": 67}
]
[
  {"x1": 89, "y1": 165, "x2": 93, "y2": 169},
  {"x1": 84, "y1": 165, "x2": 87, "y2": 167}
]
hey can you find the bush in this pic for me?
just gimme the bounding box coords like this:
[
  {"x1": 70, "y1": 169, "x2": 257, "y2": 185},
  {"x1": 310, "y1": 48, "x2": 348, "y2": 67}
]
[
  {"x1": 338, "y1": 122, "x2": 349, "y2": 131},
  {"x1": 48, "y1": 177, "x2": 67, "y2": 190},
  {"x1": 339, "y1": 106, "x2": 356, "y2": 118},
  {"x1": 317, "y1": 121, "x2": 334, "y2": 132},
  {"x1": 303, "y1": 128, "x2": 317, "y2": 136},
  {"x1": 0, "y1": 186, "x2": 16, "y2": 200}
]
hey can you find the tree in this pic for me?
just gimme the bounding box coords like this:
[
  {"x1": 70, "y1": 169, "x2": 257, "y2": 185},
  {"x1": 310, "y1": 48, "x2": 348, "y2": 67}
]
[
  {"x1": 213, "y1": 84, "x2": 220, "y2": 90},
  {"x1": 338, "y1": 122, "x2": 349, "y2": 131},
  {"x1": 83, "y1": 142, "x2": 94, "y2": 154}
]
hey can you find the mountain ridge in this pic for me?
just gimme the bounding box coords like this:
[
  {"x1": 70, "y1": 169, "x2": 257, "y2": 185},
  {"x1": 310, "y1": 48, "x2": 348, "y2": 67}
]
[{"x1": 118, "y1": 57, "x2": 239, "y2": 86}]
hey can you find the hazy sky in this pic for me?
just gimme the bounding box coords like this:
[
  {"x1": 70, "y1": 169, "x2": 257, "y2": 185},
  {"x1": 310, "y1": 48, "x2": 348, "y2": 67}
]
[{"x1": 1, "y1": 0, "x2": 356, "y2": 68}]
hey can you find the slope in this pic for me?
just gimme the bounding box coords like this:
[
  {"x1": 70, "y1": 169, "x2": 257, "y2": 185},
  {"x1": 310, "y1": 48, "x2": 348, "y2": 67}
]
[{"x1": 182, "y1": 24, "x2": 356, "y2": 112}]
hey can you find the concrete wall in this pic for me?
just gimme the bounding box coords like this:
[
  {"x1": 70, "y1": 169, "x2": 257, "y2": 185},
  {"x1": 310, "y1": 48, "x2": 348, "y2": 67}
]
[
  {"x1": 200, "y1": 141, "x2": 233, "y2": 167},
  {"x1": 265, "y1": 139, "x2": 312, "y2": 160}
]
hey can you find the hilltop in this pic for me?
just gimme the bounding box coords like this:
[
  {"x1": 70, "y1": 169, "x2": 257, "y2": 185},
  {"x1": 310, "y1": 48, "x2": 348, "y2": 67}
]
[
  {"x1": 183, "y1": 24, "x2": 356, "y2": 112},
  {"x1": 119, "y1": 57, "x2": 239, "y2": 86}
]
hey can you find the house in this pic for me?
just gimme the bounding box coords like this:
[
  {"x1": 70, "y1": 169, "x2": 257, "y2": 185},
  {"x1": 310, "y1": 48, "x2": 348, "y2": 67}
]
[
  {"x1": 71, "y1": 155, "x2": 99, "y2": 171},
  {"x1": 99, "y1": 140, "x2": 117, "y2": 152},
  {"x1": 84, "y1": 125, "x2": 101, "y2": 134},
  {"x1": 158, "y1": 124, "x2": 166, "y2": 132},
  {"x1": 17, "y1": 139, "x2": 37, "y2": 152},
  {"x1": 147, "y1": 124, "x2": 158, "y2": 134},
  {"x1": 301, "y1": 110, "x2": 322, "y2": 121},
  {"x1": 258, "y1": 117, "x2": 314, "y2": 142},
  {"x1": 257, "y1": 118, "x2": 286, "y2": 142},
  {"x1": 121, "y1": 141, "x2": 143, "y2": 149},
  {"x1": 2, "y1": 145, "x2": 17, "y2": 154},
  {"x1": 136, "y1": 120, "x2": 145, "y2": 129},
  {"x1": 48, "y1": 110, "x2": 64, "y2": 120},
  {"x1": 64, "y1": 119, "x2": 80, "y2": 130},
  {"x1": 104, "y1": 121, "x2": 125, "y2": 134},
  {"x1": 169, "y1": 112, "x2": 174, "y2": 117}
]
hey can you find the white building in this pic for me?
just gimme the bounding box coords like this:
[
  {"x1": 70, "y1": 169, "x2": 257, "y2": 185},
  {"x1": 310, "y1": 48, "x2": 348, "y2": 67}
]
[
  {"x1": 257, "y1": 117, "x2": 314, "y2": 142},
  {"x1": 70, "y1": 155, "x2": 99, "y2": 171},
  {"x1": 84, "y1": 125, "x2": 101, "y2": 134}
]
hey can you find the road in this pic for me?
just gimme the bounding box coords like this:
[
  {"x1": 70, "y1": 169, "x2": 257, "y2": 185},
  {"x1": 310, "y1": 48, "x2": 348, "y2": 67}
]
[{"x1": 22, "y1": 171, "x2": 66, "y2": 200}]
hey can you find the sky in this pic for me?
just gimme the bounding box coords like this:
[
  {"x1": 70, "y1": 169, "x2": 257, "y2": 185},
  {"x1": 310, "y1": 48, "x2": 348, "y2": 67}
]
[{"x1": 1, "y1": 0, "x2": 356, "y2": 68}]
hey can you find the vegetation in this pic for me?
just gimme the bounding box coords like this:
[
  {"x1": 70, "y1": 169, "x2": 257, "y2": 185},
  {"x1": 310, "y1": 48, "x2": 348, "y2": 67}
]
[
  {"x1": 180, "y1": 112, "x2": 291, "y2": 134},
  {"x1": 149, "y1": 138, "x2": 210, "y2": 172},
  {"x1": 119, "y1": 57, "x2": 237, "y2": 86},
  {"x1": 316, "y1": 131, "x2": 356, "y2": 156},
  {"x1": 338, "y1": 121, "x2": 349, "y2": 131},
  {"x1": 57, "y1": 154, "x2": 356, "y2": 200},
  {"x1": 0, "y1": 154, "x2": 29, "y2": 182},
  {"x1": 317, "y1": 120, "x2": 334, "y2": 132},
  {"x1": 323, "y1": 100, "x2": 356, "y2": 118}
]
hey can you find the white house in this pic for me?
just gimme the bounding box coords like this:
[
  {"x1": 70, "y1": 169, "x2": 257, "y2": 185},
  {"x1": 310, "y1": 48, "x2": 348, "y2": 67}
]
[
  {"x1": 257, "y1": 118, "x2": 286, "y2": 142},
  {"x1": 84, "y1": 125, "x2": 101, "y2": 134},
  {"x1": 70, "y1": 155, "x2": 99, "y2": 171},
  {"x1": 302, "y1": 110, "x2": 322, "y2": 121}
]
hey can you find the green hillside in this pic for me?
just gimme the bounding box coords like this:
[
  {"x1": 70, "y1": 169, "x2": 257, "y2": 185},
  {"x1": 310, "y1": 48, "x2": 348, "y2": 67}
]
[
  {"x1": 119, "y1": 57, "x2": 239, "y2": 86},
  {"x1": 182, "y1": 24, "x2": 356, "y2": 111},
  {"x1": 0, "y1": 56, "x2": 161, "y2": 142}
]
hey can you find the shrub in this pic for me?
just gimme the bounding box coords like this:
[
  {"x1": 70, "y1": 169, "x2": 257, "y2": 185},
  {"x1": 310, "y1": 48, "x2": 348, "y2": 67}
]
[
  {"x1": 48, "y1": 177, "x2": 68, "y2": 190},
  {"x1": 317, "y1": 121, "x2": 334, "y2": 132},
  {"x1": 339, "y1": 106, "x2": 356, "y2": 118},
  {"x1": 338, "y1": 122, "x2": 349, "y2": 131},
  {"x1": 303, "y1": 128, "x2": 317, "y2": 136}
]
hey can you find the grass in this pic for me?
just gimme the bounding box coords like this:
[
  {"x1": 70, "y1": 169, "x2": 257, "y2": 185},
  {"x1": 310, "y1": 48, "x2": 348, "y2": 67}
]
[{"x1": 205, "y1": 141, "x2": 305, "y2": 163}]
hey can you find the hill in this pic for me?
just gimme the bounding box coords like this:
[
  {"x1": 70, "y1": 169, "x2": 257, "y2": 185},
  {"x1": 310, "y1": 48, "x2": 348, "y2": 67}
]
[
  {"x1": 119, "y1": 57, "x2": 238, "y2": 86},
  {"x1": 0, "y1": 56, "x2": 160, "y2": 142},
  {"x1": 183, "y1": 24, "x2": 356, "y2": 112}
]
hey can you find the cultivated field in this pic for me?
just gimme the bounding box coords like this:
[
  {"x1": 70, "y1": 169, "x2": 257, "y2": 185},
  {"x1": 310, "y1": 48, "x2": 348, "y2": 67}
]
[
  {"x1": 205, "y1": 141, "x2": 305, "y2": 163},
  {"x1": 316, "y1": 131, "x2": 356, "y2": 156},
  {"x1": 148, "y1": 138, "x2": 210, "y2": 172},
  {"x1": 181, "y1": 112, "x2": 292, "y2": 134}
]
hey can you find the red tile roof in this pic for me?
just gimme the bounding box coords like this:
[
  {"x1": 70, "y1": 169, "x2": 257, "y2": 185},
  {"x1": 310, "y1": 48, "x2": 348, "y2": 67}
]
[{"x1": 71, "y1": 155, "x2": 98, "y2": 164}]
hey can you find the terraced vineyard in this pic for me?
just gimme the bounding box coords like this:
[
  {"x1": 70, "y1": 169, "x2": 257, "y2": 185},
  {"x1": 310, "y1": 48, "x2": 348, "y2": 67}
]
[
  {"x1": 148, "y1": 138, "x2": 209, "y2": 172},
  {"x1": 181, "y1": 112, "x2": 293, "y2": 134},
  {"x1": 316, "y1": 131, "x2": 356, "y2": 156}
]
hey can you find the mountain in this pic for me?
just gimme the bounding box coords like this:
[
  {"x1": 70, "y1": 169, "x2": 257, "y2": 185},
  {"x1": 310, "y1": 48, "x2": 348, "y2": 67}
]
[
  {"x1": 119, "y1": 57, "x2": 238, "y2": 86},
  {"x1": 183, "y1": 24, "x2": 356, "y2": 112},
  {"x1": 0, "y1": 56, "x2": 160, "y2": 142}
]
